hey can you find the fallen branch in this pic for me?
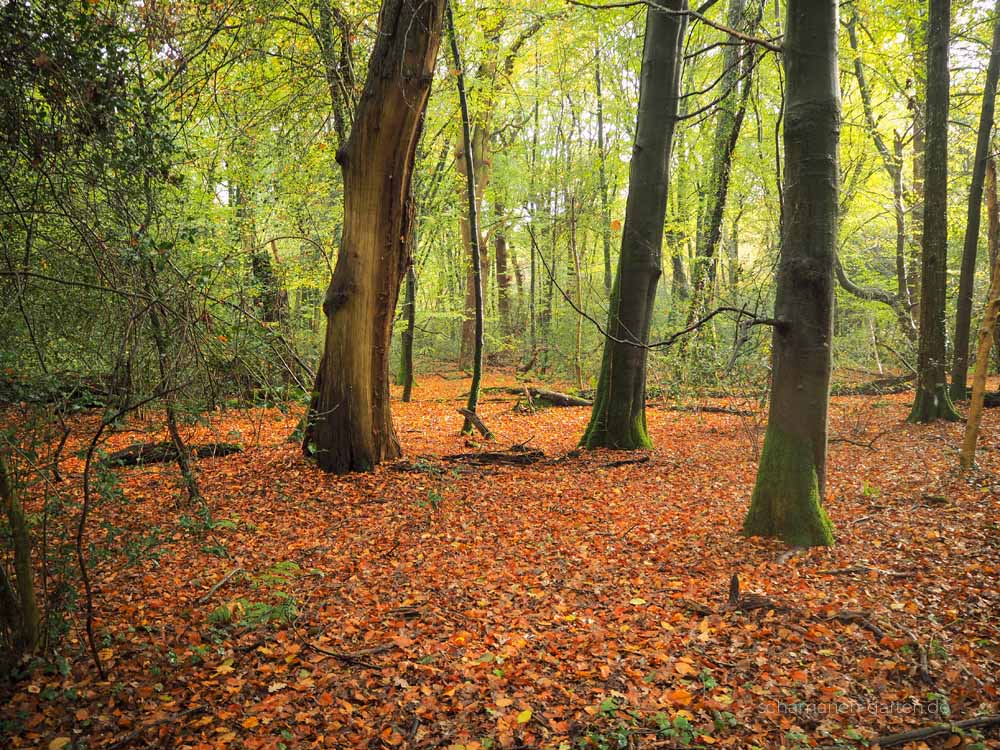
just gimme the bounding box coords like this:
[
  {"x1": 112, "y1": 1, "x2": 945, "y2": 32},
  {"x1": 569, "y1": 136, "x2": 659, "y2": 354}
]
[
  {"x1": 828, "y1": 431, "x2": 890, "y2": 450},
  {"x1": 602, "y1": 456, "x2": 650, "y2": 468},
  {"x1": 197, "y1": 567, "x2": 245, "y2": 604},
  {"x1": 817, "y1": 565, "x2": 909, "y2": 578},
  {"x1": 457, "y1": 408, "x2": 494, "y2": 439},
  {"x1": 871, "y1": 714, "x2": 1000, "y2": 748},
  {"x1": 826, "y1": 610, "x2": 887, "y2": 641},
  {"x1": 441, "y1": 449, "x2": 545, "y2": 466},
  {"x1": 902, "y1": 626, "x2": 936, "y2": 686},
  {"x1": 662, "y1": 404, "x2": 753, "y2": 416},
  {"x1": 832, "y1": 373, "x2": 915, "y2": 396},
  {"x1": 306, "y1": 640, "x2": 395, "y2": 669},
  {"x1": 104, "y1": 441, "x2": 242, "y2": 467}
]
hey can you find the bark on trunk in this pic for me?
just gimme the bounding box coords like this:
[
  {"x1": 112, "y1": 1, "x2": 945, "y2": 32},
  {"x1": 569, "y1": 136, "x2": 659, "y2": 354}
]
[
  {"x1": 595, "y1": 45, "x2": 614, "y2": 297},
  {"x1": 399, "y1": 264, "x2": 416, "y2": 402},
  {"x1": 495, "y1": 205, "x2": 512, "y2": 335},
  {"x1": 988, "y1": 157, "x2": 1000, "y2": 370},
  {"x1": 580, "y1": 0, "x2": 687, "y2": 450},
  {"x1": 457, "y1": 122, "x2": 491, "y2": 370},
  {"x1": 304, "y1": 0, "x2": 444, "y2": 474},
  {"x1": 742, "y1": 0, "x2": 839, "y2": 547},
  {"x1": 448, "y1": 0, "x2": 486, "y2": 436},
  {"x1": 909, "y1": 0, "x2": 960, "y2": 423},
  {"x1": 0, "y1": 453, "x2": 39, "y2": 656},
  {"x1": 908, "y1": 14, "x2": 927, "y2": 319},
  {"x1": 950, "y1": 0, "x2": 1000, "y2": 399},
  {"x1": 960, "y1": 240, "x2": 1000, "y2": 468}
]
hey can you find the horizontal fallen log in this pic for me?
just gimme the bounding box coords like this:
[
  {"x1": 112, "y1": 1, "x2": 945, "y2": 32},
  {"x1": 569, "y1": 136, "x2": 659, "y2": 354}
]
[
  {"x1": 104, "y1": 441, "x2": 242, "y2": 467},
  {"x1": 487, "y1": 386, "x2": 593, "y2": 407},
  {"x1": 440, "y1": 449, "x2": 545, "y2": 466},
  {"x1": 661, "y1": 404, "x2": 753, "y2": 416},
  {"x1": 831, "y1": 373, "x2": 915, "y2": 396}
]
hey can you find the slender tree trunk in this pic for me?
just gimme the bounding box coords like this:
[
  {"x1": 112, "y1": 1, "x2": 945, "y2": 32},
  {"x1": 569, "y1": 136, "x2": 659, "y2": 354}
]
[
  {"x1": 316, "y1": 0, "x2": 354, "y2": 145},
  {"x1": 447, "y1": 0, "x2": 486, "y2": 435},
  {"x1": 909, "y1": 0, "x2": 960, "y2": 423},
  {"x1": 457, "y1": 123, "x2": 491, "y2": 369},
  {"x1": 684, "y1": 0, "x2": 753, "y2": 323},
  {"x1": 595, "y1": 44, "x2": 614, "y2": 297},
  {"x1": 742, "y1": 0, "x2": 839, "y2": 547},
  {"x1": 569, "y1": 199, "x2": 585, "y2": 390},
  {"x1": 846, "y1": 10, "x2": 916, "y2": 339},
  {"x1": 580, "y1": 0, "x2": 687, "y2": 450},
  {"x1": 399, "y1": 264, "x2": 416, "y2": 402},
  {"x1": 0, "y1": 453, "x2": 39, "y2": 656},
  {"x1": 960, "y1": 245, "x2": 1000, "y2": 468},
  {"x1": 951, "y1": 0, "x2": 1000, "y2": 400},
  {"x1": 495, "y1": 204, "x2": 512, "y2": 335},
  {"x1": 304, "y1": 0, "x2": 444, "y2": 473},
  {"x1": 145, "y1": 271, "x2": 201, "y2": 503},
  {"x1": 988, "y1": 156, "x2": 1000, "y2": 370},
  {"x1": 909, "y1": 13, "x2": 927, "y2": 320}
]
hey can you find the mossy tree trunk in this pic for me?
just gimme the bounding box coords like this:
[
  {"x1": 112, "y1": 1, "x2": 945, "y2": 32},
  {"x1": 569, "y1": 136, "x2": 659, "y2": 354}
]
[
  {"x1": 742, "y1": 0, "x2": 839, "y2": 548},
  {"x1": 304, "y1": 0, "x2": 444, "y2": 474},
  {"x1": 580, "y1": 0, "x2": 687, "y2": 450},
  {"x1": 950, "y1": 0, "x2": 1000, "y2": 400},
  {"x1": 909, "y1": 0, "x2": 960, "y2": 423}
]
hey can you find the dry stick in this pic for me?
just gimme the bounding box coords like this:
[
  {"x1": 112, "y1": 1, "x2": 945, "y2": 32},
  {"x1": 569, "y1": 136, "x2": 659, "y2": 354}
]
[
  {"x1": 197, "y1": 567, "x2": 245, "y2": 605},
  {"x1": 960, "y1": 242, "x2": 1000, "y2": 468},
  {"x1": 305, "y1": 640, "x2": 395, "y2": 669},
  {"x1": 902, "y1": 626, "x2": 936, "y2": 686}
]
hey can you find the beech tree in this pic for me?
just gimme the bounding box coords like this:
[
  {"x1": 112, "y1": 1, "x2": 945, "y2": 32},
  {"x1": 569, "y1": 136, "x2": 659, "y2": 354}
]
[
  {"x1": 908, "y1": 0, "x2": 960, "y2": 423},
  {"x1": 303, "y1": 0, "x2": 445, "y2": 473},
  {"x1": 580, "y1": 0, "x2": 687, "y2": 450},
  {"x1": 742, "y1": 0, "x2": 839, "y2": 547}
]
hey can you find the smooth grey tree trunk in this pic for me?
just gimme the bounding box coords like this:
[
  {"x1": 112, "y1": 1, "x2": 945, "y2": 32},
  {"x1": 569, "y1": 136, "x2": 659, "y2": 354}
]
[
  {"x1": 742, "y1": 0, "x2": 839, "y2": 547},
  {"x1": 580, "y1": 0, "x2": 687, "y2": 449}
]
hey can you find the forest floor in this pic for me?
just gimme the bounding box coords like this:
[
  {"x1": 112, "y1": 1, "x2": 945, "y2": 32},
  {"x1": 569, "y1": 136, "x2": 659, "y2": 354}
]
[{"x1": 3, "y1": 373, "x2": 1000, "y2": 750}]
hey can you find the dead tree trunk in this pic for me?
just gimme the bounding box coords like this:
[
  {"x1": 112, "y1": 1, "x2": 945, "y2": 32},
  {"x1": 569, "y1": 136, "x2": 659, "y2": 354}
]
[{"x1": 304, "y1": 0, "x2": 444, "y2": 473}]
